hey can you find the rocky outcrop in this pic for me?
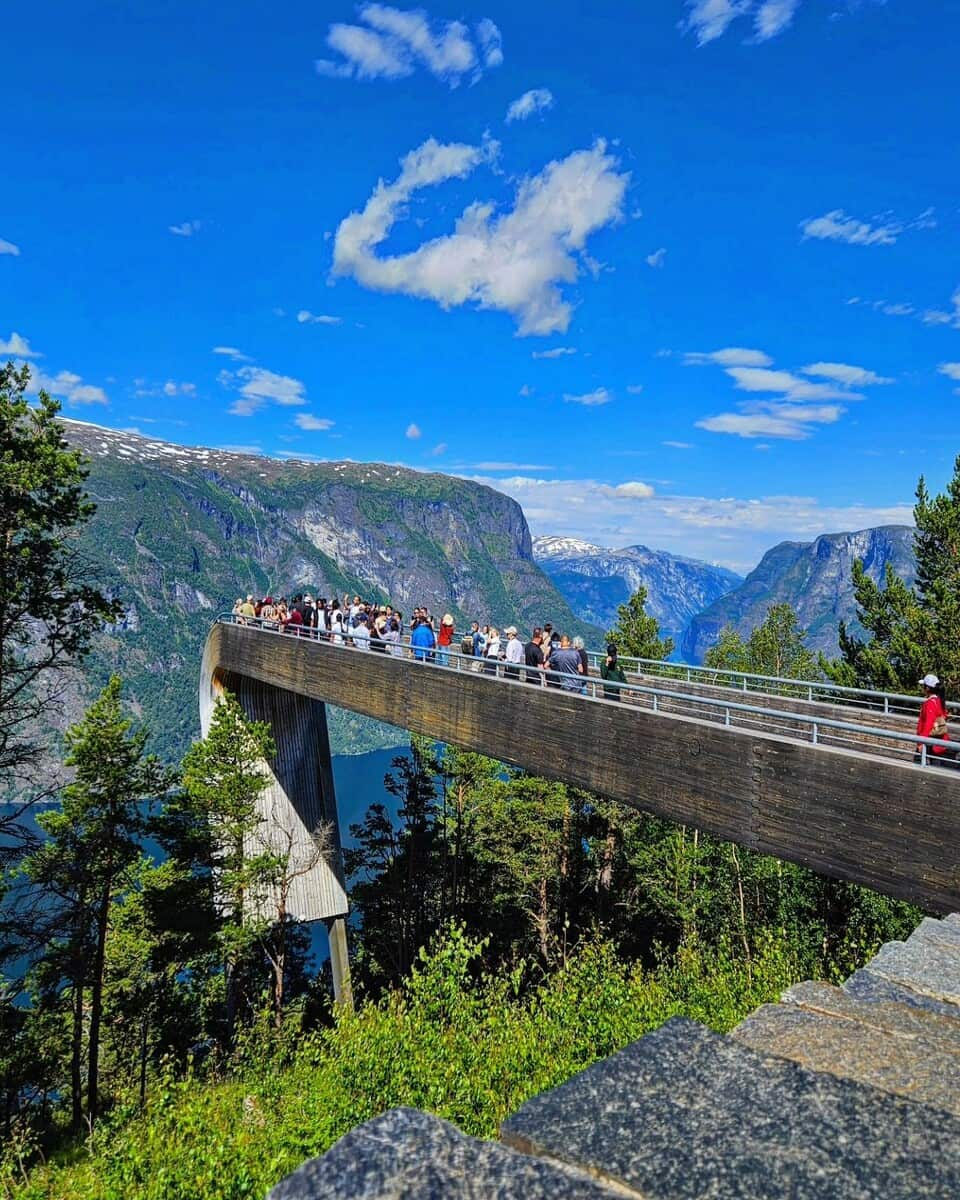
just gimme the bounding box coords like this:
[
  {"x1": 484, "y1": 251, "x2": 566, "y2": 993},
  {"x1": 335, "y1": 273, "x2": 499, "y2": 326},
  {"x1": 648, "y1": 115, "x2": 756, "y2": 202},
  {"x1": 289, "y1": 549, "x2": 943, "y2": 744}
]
[
  {"x1": 680, "y1": 526, "x2": 915, "y2": 663},
  {"x1": 534, "y1": 535, "x2": 742, "y2": 649}
]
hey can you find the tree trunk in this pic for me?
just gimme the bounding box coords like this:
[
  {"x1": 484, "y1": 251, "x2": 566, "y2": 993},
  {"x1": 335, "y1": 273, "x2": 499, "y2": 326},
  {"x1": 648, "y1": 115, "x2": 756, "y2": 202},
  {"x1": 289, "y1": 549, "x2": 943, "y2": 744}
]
[
  {"x1": 87, "y1": 883, "x2": 111, "y2": 1125},
  {"x1": 70, "y1": 971, "x2": 84, "y2": 1131}
]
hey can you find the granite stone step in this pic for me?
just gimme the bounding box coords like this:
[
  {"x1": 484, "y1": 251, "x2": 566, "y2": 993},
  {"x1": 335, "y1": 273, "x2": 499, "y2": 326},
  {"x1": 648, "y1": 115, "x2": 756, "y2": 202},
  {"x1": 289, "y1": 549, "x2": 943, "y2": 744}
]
[
  {"x1": 501, "y1": 1017, "x2": 960, "y2": 1199},
  {"x1": 267, "y1": 1108, "x2": 627, "y2": 1200},
  {"x1": 782, "y1": 980, "x2": 960, "y2": 1043},
  {"x1": 908, "y1": 916, "x2": 960, "y2": 954},
  {"x1": 843, "y1": 968, "x2": 960, "y2": 1019},
  {"x1": 732, "y1": 998, "x2": 960, "y2": 1116},
  {"x1": 864, "y1": 938, "x2": 960, "y2": 1007}
]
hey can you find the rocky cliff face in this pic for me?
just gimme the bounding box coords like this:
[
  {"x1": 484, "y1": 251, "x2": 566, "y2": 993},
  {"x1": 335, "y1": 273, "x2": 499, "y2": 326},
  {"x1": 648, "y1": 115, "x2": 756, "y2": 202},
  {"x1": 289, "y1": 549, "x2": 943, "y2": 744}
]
[
  {"x1": 534, "y1": 536, "x2": 742, "y2": 650},
  {"x1": 679, "y1": 526, "x2": 916, "y2": 663},
  {"x1": 64, "y1": 422, "x2": 597, "y2": 761}
]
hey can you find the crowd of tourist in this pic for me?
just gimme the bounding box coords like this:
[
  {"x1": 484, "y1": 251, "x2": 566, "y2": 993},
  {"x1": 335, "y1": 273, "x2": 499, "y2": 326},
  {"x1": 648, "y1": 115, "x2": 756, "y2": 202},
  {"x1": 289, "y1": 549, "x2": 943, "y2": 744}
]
[{"x1": 230, "y1": 591, "x2": 629, "y2": 693}]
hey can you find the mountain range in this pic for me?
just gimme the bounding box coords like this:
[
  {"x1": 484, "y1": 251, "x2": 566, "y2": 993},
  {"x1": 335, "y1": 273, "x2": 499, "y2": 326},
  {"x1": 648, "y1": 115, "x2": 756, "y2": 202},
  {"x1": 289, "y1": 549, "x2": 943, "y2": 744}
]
[
  {"x1": 679, "y1": 525, "x2": 916, "y2": 662},
  {"x1": 533, "y1": 536, "x2": 742, "y2": 651}
]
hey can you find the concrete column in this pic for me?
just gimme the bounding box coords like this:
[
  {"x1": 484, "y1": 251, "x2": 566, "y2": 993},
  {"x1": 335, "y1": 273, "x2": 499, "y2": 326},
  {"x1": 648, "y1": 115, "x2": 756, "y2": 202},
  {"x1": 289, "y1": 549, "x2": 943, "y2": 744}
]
[{"x1": 325, "y1": 916, "x2": 354, "y2": 1010}]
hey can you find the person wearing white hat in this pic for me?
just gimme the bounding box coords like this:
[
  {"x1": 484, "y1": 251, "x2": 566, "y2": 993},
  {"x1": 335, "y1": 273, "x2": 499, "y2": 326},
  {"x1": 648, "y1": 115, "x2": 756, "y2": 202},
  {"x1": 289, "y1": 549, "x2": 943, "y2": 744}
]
[
  {"x1": 504, "y1": 626, "x2": 524, "y2": 679},
  {"x1": 917, "y1": 673, "x2": 952, "y2": 766}
]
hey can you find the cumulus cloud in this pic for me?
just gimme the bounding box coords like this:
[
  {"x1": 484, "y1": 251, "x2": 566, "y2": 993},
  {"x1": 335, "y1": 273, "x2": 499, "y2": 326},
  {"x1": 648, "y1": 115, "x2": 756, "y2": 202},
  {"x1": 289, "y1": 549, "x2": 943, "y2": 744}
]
[
  {"x1": 294, "y1": 413, "x2": 335, "y2": 431},
  {"x1": 690, "y1": 348, "x2": 892, "y2": 440},
  {"x1": 754, "y1": 0, "x2": 800, "y2": 40},
  {"x1": 564, "y1": 387, "x2": 612, "y2": 406},
  {"x1": 646, "y1": 247, "x2": 667, "y2": 268},
  {"x1": 169, "y1": 220, "x2": 201, "y2": 237},
  {"x1": 938, "y1": 363, "x2": 960, "y2": 381},
  {"x1": 532, "y1": 346, "x2": 576, "y2": 359},
  {"x1": 27, "y1": 369, "x2": 108, "y2": 406},
  {"x1": 162, "y1": 380, "x2": 196, "y2": 397},
  {"x1": 212, "y1": 346, "x2": 252, "y2": 362},
  {"x1": 506, "y1": 88, "x2": 554, "y2": 123},
  {"x1": 297, "y1": 310, "x2": 342, "y2": 325},
  {"x1": 0, "y1": 332, "x2": 41, "y2": 359},
  {"x1": 315, "y1": 5, "x2": 502, "y2": 87},
  {"x1": 220, "y1": 366, "x2": 308, "y2": 416},
  {"x1": 472, "y1": 473, "x2": 913, "y2": 571},
  {"x1": 332, "y1": 136, "x2": 628, "y2": 336},
  {"x1": 406, "y1": 422, "x2": 422, "y2": 439},
  {"x1": 801, "y1": 361, "x2": 893, "y2": 387},
  {"x1": 684, "y1": 347, "x2": 773, "y2": 367},
  {"x1": 0, "y1": 238, "x2": 20, "y2": 256}
]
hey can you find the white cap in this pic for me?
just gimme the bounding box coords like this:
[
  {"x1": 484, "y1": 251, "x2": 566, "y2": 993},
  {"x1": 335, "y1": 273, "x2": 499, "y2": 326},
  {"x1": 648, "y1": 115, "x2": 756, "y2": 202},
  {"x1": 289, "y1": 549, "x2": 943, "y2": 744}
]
[
  {"x1": 920, "y1": 673, "x2": 940, "y2": 688},
  {"x1": 505, "y1": 626, "x2": 518, "y2": 635}
]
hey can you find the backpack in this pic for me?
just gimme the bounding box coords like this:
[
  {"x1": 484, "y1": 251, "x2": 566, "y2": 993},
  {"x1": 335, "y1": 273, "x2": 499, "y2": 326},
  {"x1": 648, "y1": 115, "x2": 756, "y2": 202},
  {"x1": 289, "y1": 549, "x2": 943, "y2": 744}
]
[{"x1": 461, "y1": 636, "x2": 474, "y2": 657}]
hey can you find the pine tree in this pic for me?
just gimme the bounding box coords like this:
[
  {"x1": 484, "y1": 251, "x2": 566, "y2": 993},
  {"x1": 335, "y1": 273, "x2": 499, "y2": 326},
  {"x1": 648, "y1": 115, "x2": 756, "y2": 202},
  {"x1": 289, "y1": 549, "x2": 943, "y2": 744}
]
[
  {"x1": 180, "y1": 692, "x2": 278, "y2": 1032},
  {"x1": 831, "y1": 455, "x2": 960, "y2": 693},
  {"x1": 0, "y1": 363, "x2": 117, "y2": 851},
  {"x1": 21, "y1": 676, "x2": 168, "y2": 1127},
  {"x1": 605, "y1": 586, "x2": 674, "y2": 660},
  {"x1": 705, "y1": 604, "x2": 818, "y2": 681}
]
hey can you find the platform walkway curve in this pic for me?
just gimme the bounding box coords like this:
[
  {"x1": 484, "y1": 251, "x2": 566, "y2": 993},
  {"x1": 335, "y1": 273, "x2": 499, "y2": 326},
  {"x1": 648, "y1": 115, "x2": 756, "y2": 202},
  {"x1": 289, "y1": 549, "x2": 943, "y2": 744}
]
[{"x1": 202, "y1": 617, "x2": 960, "y2": 918}]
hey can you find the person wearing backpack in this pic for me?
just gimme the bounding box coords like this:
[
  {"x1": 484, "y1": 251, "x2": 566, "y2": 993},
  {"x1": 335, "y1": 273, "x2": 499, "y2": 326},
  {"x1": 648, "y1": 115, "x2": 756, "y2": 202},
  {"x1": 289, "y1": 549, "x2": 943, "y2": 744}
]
[{"x1": 916, "y1": 673, "x2": 953, "y2": 766}]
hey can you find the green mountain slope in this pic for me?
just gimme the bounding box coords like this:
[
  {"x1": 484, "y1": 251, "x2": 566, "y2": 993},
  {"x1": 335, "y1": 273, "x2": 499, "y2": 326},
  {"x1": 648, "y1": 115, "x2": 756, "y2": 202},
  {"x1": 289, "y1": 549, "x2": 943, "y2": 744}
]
[{"x1": 61, "y1": 421, "x2": 599, "y2": 762}]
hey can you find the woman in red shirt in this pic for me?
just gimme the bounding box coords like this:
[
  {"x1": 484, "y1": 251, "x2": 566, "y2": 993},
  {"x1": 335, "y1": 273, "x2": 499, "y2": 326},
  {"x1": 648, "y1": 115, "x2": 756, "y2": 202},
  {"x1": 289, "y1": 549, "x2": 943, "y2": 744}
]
[
  {"x1": 437, "y1": 613, "x2": 455, "y2": 667},
  {"x1": 916, "y1": 673, "x2": 952, "y2": 765}
]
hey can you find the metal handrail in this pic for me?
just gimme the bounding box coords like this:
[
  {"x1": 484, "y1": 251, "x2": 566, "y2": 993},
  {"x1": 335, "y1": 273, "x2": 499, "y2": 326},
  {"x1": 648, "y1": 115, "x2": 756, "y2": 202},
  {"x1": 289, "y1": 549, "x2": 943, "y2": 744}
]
[{"x1": 214, "y1": 614, "x2": 960, "y2": 768}]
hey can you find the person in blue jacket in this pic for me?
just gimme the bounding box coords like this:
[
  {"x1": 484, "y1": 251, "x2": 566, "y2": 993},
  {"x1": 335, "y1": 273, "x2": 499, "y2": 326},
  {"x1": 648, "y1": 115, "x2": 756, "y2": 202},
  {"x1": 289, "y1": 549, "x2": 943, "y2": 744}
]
[{"x1": 410, "y1": 616, "x2": 437, "y2": 663}]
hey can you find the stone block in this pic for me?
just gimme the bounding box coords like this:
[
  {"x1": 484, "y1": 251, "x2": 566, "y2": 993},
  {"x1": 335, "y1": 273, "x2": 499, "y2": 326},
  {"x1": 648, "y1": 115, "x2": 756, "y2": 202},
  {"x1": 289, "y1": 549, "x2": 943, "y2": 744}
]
[
  {"x1": 783, "y1": 980, "x2": 960, "y2": 1046},
  {"x1": 843, "y1": 968, "x2": 960, "y2": 1019},
  {"x1": 733, "y1": 1001, "x2": 960, "y2": 1116},
  {"x1": 866, "y1": 939, "x2": 960, "y2": 1006},
  {"x1": 502, "y1": 1017, "x2": 960, "y2": 1199},
  {"x1": 268, "y1": 1107, "x2": 624, "y2": 1200}
]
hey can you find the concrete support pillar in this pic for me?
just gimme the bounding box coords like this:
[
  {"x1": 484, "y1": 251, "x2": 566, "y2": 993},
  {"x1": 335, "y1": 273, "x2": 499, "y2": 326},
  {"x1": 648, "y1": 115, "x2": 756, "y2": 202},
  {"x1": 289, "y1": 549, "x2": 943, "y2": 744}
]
[{"x1": 325, "y1": 916, "x2": 354, "y2": 1010}]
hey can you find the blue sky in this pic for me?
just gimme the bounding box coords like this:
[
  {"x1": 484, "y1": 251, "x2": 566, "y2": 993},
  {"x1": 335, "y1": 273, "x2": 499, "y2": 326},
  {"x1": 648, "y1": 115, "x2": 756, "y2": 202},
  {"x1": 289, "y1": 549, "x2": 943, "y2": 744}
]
[{"x1": 2, "y1": 0, "x2": 959, "y2": 570}]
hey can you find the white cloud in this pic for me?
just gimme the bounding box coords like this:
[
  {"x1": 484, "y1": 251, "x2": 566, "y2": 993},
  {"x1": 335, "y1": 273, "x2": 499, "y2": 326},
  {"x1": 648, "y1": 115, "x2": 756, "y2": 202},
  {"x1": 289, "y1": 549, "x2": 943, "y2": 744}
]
[
  {"x1": 294, "y1": 413, "x2": 335, "y2": 431},
  {"x1": 431, "y1": 442, "x2": 448, "y2": 456},
  {"x1": 169, "y1": 220, "x2": 201, "y2": 237},
  {"x1": 222, "y1": 366, "x2": 308, "y2": 416},
  {"x1": 297, "y1": 310, "x2": 342, "y2": 325},
  {"x1": 332, "y1": 137, "x2": 628, "y2": 336},
  {"x1": 663, "y1": 440, "x2": 693, "y2": 449},
  {"x1": 646, "y1": 247, "x2": 667, "y2": 268},
  {"x1": 689, "y1": 348, "x2": 891, "y2": 440},
  {"x1": 564, "y1": 387, "x2": 612, "y2": 407},
  {"x1": 725, "y1": 366, "x2": 856, "y2": 401},
  {"x1": 627, "y1": 384, "x2": 644, "y2": 395},
  {"x1": 27, "y1": 369, "x2": 108, "y2": 407},
  {"x1": 684, "y1": 347, "x2": 773, "y2": 367},
  {"x1": 406, "y1": 422, "x2": 422, "y2": 439},
  {"x1": 506, "y1": 88, "x2": 554, "y2": 123},
  {"x1": 532, "y1": 346, "x2": 576, "y2": 359},
  {"x1": 0, "y1": 332, "x2": 41, "y2": 359},
  {"x1": 476, "y1": 17, "x2": 503, "y2": 67},
  {"x1": 0, "y1": 239, "x2": 20, "y2": 256},
  {"x1": 162, "y1": 380, "x2": 196, "y2": 397},
  {"x1": 801, "y1": 361, "x2": 892, "y2": 387},
  {"x1": 315, "y1": 5, "x2": 502, "y2": 87},
  {"x1": 754, "y1": 0, "x2": 800, "y2": 40},
  {"x1": 938, "y1": 363, "x2": 960, "y2": 381},
  {"x1": 219, "y1": 444, "x2": 263, "y2": 456},
  {"x1": 798, "y1": 208, "x2": 937, "y2": 247},
  {"x1": 518, "y1": 384, "x2": 533, "y2": 397},
  {"x1": 682, "y1": 0, "x2": 752, "y2": 45},
  {"x1": 212, "y1": 346, "x2": 252, "y2": 362},
  {"x1": 475, "y1": 473, "x2": 914, "y2": 571},
  {"x1": 614, "y1": 481, "x2": 655, "y2": 498}
]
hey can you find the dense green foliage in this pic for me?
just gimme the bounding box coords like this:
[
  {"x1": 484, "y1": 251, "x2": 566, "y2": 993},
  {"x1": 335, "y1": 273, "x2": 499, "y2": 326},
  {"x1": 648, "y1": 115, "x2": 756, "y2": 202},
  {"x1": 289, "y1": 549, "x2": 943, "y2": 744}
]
[
  {"x1": 605, "y1": 584, "x2": 674, "y2": 659},
  {"x1": 4, "y1": 928, "x2": 809, "y2": 1200},
  {"x1": 0, "y1": 365, "x2": 115, "y2": 827},
  {"x1": 704, "y1": 603, "x2": 819, "y2": 681},
  {"x1": 830, "y1": 455, "x2": 960, "y2": 692}
]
